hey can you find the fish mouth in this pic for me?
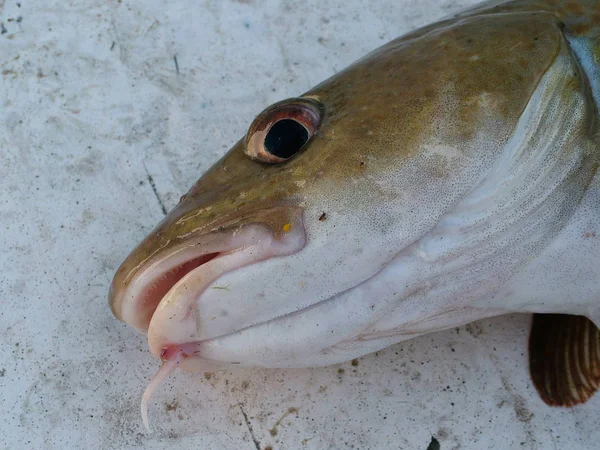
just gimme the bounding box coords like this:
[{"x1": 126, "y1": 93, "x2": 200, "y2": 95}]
[
  {"x1": 109, "y1": 219, "x2": 306, "y2": 356},
  {"x1": 109, "y1": 217, "x2": 306, "y2": 433}
]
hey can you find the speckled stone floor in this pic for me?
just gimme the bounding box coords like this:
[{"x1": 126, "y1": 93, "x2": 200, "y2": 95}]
[{"x1": 1, "y1": 1, "x2": 598, "y2": 449}]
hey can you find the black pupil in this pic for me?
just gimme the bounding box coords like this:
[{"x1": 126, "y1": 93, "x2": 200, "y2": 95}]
[{"x1": 264, "y1": 119, "x2": 309, "y2": 159}]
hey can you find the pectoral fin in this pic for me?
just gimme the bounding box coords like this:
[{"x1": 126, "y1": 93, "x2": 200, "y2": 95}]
[{"x1": 529, "y1": 314, "x2": 600, "y2": 407}]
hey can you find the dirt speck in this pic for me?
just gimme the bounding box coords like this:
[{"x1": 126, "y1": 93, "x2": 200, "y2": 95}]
[
  {"x1": 0, "y1": 368, "x2": 5, "y2": 377},
  {"x1": 351, "y1": 359, "x2": 359, "y2": 367},
  {"x1": 165, "y1": 400, "x2": 178, "y2": 412},
  {"x1": 319, "y1": 212, "x2": 327, "y2": 221},
  {"x1": 269, "y1": 407, "x2": 299, "y2": 437},
  {"x1": 302, "y1": 436, "x2": 316, "y2": 445},
  {"x1": 465, "y1": 322, "x2": 483, "y2": 338}
]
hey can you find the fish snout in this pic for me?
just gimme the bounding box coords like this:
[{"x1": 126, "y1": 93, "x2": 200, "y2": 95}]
[{"x1": 109, "y1": 207, "x2": 306, "y2": 348}]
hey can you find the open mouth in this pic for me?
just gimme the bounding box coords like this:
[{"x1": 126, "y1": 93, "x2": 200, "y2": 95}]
[
  {"x1": 129, "y1": 252, "x2": 221, "y2": 332},
  {"x1": 111, "y1": 219, "x2": 308, "y2": 353},
  {"x1": 112, "y1": 224, "x2": 278, "y2": 337},
  {"x1": 109, "y1": 219, "x2": 306, "y2": 432}
]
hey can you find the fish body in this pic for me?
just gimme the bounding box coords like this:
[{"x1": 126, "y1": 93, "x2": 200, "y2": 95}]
[{"x1": 109, "y1": 0, "x2": 600, "y2": 426}]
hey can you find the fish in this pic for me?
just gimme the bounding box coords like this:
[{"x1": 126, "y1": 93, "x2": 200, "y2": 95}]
[{"x1": 109, "y1": 0, "x2": 600, "y2": 431}]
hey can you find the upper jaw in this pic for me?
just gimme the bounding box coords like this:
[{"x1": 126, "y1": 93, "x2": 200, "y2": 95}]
[
  {"x1": 110, "y1": 227, "x2": 247, "y2": 333},
  {"x1": 109, "y1": 215, "x2": 307, "y2": 355}
]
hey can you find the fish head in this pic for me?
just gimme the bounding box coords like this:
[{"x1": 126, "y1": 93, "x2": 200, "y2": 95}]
[
  {"x1": 109, "y1": 11, "x2": 592, "y2": 373},
  {"x1": 109, "y1": 78, "x2": 433, "y2": 366}
]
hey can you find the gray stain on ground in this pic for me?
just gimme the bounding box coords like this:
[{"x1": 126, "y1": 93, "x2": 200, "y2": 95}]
[
  {"x1": 101, "y1": 391, "x2": 145, "y2": 449},
  {"x1": 500, "y1": 376, "x2": 536, "y2": 447},
  {"x1": 67, "y1": 148, "x2": 105, "y2": 175}
]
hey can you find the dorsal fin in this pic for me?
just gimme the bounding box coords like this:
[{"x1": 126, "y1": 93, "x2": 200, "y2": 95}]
[{"x1": 529, "y1": 314, "x2": 600, "y2": 407}]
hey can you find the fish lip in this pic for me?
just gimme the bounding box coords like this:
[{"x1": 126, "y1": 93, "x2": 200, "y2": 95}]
[
  {"x1": 145, "y1": 219, "x2": 307, "y2": 358},
  {"x1": 110, "y1": 218, "x2": 307, "y2": 337},
  {"x1": 109, "y1": 224, "x2": 273, "y2": 334}
]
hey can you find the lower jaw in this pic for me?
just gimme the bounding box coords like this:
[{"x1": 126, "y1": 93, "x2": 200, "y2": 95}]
[
  {"x1": 145, "y1": 225, "x2": 307, "y2": 359},
  {"x1": 159, "y1": 331, "x2": 407, "y2": 372}
]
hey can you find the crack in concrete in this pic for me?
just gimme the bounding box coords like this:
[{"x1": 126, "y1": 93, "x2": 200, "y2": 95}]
[
  {"x1": 239, "y1": 403, "x2": 260, "y2": 450},
  {"x1": 143, "y1": 164, "x2": 167, "y2": 216}
]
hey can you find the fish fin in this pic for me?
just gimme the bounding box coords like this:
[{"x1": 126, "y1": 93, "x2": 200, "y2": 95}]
[
  {"x1": 529, "y1": 313, "x2": 600, "y2": 407},
  {"x1": 587, "y1": 310, "x2": 600, "y2": 329}
]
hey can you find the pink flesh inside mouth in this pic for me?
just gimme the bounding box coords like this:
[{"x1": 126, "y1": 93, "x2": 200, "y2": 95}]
[{"x1": 135, "y1": 252, "x2": 220, "y2": 332}]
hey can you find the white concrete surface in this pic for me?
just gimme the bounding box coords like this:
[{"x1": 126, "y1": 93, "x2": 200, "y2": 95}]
[{"x1": 1, "y1": 0, "x2": 598, "y2": 449}]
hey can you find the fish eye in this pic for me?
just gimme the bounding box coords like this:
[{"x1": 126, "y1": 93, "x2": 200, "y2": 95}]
[{"x1": 244, "y1": 97, "x2": 323, "y2": 163}]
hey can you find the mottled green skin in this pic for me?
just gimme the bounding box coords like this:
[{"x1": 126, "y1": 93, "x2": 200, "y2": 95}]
[
  {"x1": 460, "y1": 0, "x2": 600, "y2": 36},
  {"x1": 110, "y1": 0, "x2": 600, "y2": 321}
]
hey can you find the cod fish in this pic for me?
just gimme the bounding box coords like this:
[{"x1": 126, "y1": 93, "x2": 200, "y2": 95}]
[{"x1": 109, "y1": 0, "x2": 600, "y2": 430}]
